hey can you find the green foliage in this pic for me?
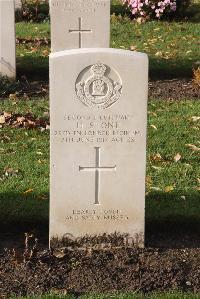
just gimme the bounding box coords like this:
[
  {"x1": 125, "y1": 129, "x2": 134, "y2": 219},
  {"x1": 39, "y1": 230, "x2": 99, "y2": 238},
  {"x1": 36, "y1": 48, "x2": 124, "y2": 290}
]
[
  {"x1": 16, "y1": 0, "x2": 49, "y2": 23},
  {"x1": 176, "y1": 0, "x2": 192, "y2": 16}
]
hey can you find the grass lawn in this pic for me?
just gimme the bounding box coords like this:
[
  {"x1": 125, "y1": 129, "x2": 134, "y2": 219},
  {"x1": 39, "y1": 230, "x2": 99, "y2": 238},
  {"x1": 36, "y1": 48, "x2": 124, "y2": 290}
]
[
  {"x1": 0, "y1": 99, "x2": 199, "y2": 235},
  {"x1": 15, "y1": 18, "x2": 200, "y2": 80},
  {"x1": 0, "y1": 99, "x2": 49, "y2": 226}
]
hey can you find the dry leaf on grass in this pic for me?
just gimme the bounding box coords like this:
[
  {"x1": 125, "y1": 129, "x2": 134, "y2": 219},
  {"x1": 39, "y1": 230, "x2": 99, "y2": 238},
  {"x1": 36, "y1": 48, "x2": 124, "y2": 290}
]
[
  {"x1": 190, "y1": 116, "x2": 200, "y2": 122},
  {"x1": 152, "y1": 153, "x2": 163, "y2": 162},
  {"x1": 0, "y1": 115, "x2": 5, "y2": 124},
  {"x1": 4, "y1": 112, "x2": 12, "y2": 118},
  {"x1": 36, "y1": 151, "x2": 43, "y2": 155},
  {"x1": 150, "y1": 124, "x2": 158, "y2": 130},
  {"x1": 16, "y1": 116, "x2": 26, "y2": 124},
  {"x1": 155, "y1": 51, "x2": 163, "y2": 57},
  {"x1": 164, "y1": 186, "x2": 174, "y2": 193},
  {"x1": 193, "y1": 67, "x2": 200, "y2": 87},
  {"x1": 130, "y1": 45, "x2": 137, "y2": 51},
  {"x1": 23, "y1": 189, "x2": 34, "y2": 195},
  {"x1": 185, "y1": 144, "x2": 200, "y2": 151},
  {"x1": 174, "y1": 153, "x2": 181, "y2": 162}
]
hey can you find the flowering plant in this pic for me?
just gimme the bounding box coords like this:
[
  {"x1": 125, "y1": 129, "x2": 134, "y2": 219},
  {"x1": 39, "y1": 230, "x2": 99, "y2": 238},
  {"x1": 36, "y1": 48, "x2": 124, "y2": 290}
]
[{"x1": 122, "y1": 0, "x2": 177, "y2": 19}]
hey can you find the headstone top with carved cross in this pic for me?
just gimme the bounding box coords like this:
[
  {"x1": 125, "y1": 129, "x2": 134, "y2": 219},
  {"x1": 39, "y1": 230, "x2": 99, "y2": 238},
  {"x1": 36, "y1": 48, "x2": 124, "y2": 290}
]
[
  {"x1": 50, "y1": 48, "x2": 148, "y2": 246},
  {"x1": 0, "y1": 0, "x2": 16, "y2": 78},
  {"x1": 50, "y1": 0, "x2": 110, "y2": 52}
]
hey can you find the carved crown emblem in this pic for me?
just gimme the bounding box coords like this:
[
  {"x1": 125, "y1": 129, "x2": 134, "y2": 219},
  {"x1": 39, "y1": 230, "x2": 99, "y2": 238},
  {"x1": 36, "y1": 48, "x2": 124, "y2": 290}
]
[
  {"x1": 91, "y1": 64, "x2": 106, "y2": 76},
  {"x1": 75, "y1": 63, "x2": 122, "y2": 109}
]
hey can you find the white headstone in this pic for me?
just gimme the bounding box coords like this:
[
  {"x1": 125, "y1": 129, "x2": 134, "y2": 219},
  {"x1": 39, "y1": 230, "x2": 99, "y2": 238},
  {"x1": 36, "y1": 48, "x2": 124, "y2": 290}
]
[
  {"x1": 50, "y1": 48, "x2": 148, "y2": 246},
  {"x1": 15, "y1": 0, "x2": 21, "y2": 10},
  {"x1": 50, "y1": 0, "x2": 110, "y2": 52},
  {"x1": 0, "y1": 0, "x2": 16, "y2": 78}
]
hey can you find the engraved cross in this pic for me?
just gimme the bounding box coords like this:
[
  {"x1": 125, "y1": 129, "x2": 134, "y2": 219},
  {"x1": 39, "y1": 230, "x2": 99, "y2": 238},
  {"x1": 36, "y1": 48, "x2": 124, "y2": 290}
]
[
  {"x1": 79, "y1": 147, "x2": 116, "y2": 205},
  {"x1": 69, "y1": 17, "x2": 92, "y2": 48}
]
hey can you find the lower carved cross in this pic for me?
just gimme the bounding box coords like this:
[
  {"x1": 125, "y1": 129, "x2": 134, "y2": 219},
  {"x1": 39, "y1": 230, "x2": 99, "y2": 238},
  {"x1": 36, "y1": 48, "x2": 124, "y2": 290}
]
[{"x1": 79, "y1": 147, "x2": 116, "y2": 205}]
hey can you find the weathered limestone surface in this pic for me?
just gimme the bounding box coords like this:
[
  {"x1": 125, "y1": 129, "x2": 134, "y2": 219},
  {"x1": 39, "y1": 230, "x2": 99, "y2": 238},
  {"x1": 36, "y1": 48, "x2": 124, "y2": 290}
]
[
  {"x1": 50, "y1": 0, "x2": 110, "y2": 52},
  {"x1": 0, "y1": 0, "x2": 16, "y2": 78},
  {"x1": 50, "y1": 48, "x2": 148, "y2": 246}
]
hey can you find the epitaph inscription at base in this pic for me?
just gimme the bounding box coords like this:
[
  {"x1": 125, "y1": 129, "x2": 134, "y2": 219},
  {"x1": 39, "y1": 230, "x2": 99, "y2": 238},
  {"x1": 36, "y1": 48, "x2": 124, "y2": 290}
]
[
  {"x1": 50, "y1": 48, "x2": 148, "y2": 246},
  {"x1": 50, "y1": 0, "x2": 110, "y2": 51}
]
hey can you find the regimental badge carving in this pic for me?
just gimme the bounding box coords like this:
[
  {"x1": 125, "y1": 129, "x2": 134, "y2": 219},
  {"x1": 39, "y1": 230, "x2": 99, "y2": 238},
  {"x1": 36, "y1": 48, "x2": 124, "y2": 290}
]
[{"x1": 75, "y1": 63, "x2": 122, "y2": 109}]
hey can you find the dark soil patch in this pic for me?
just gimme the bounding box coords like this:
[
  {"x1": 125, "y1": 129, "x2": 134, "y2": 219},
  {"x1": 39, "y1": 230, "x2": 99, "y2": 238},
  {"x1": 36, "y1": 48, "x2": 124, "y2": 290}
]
[
  {"x1": 0, "y1": 79, "x2": 199, "y2": 100},
  {"x1": 149, "y1": 79, "x2": 200, "y2": 100},
  {"x1": 0, "y1": 78, "x2": 48, "y2": 99},
  {"x1": 0, "y1": 227, "x2": 199, "y2": 297},
  {"x1": 0, "y1": 240, "x2": 199, "y2": 298}
]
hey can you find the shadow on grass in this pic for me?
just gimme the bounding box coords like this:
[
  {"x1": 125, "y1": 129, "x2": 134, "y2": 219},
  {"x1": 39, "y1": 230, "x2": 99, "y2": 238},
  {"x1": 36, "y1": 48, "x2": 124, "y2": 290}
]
[
  {"x1": 0, "y1": 192, "x2": 49, "y2": 251},
  {"x1": 16, "y1": 54, "x2": 196, "y2": 82},
  {"x1": 0, "y1": 190, "x2": 199, "y2": 251},
  {"x1": 17, "y1": 56, "x2": 49, "y2": 81},
  {"x1": 146, "y1": 191, "x2": 200, "y2": 248},
  {"x1": 149, "y1": 57, "x2": 195, "y2": 80}
]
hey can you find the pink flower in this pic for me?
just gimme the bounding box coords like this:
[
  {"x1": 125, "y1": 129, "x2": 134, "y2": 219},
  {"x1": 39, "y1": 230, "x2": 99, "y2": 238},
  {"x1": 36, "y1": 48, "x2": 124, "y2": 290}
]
[{"x1": 123, "y1": 0, "x2": 176, "y2": 18}]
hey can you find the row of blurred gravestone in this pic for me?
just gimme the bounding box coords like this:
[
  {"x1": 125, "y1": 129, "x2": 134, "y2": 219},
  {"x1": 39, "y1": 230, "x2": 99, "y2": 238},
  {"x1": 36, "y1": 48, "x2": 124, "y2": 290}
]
[
  {"x1": 0, "y1": 0, "x2": 110, "y2": 78},
  {"x1": 50, "y1": 0, "x2": 148, "y2": 246},
  {"x1": 0, "y1": 0, "x2": 16, "y2": 78}
]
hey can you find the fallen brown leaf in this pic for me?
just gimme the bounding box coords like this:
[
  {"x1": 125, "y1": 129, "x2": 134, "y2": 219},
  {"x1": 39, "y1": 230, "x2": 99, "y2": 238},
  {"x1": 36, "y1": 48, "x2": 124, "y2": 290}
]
[
  {"x1": 17, "y1": 116, "x2": 25, "y2": 123},
  {"x1": 23, "y1": 189, "x2": 34, "y2": 194},
  {"x1": 165, "y1": 186, "x2": 174, "y2": 193},
  {"x1": 4, "y1": 112, "x2": 12, "y2": 118},
  {"x1": 0, "y1": 115, "x2": 5, "y2": 124},
  {"x1": 174, "y1": 153, "x2": 181, "y2": 162},
  {"x1": 152, "y1": 153, "x2": 163, "y2": 162},
  {"x1": 185, "y1": 144, "x2": 200, "y2": 151},
  {"x1": 190, "y1": 116, "x2": 200, "y2": 122},
  {"x1": 150, "y1": 124, "x2": 158, "y2": 130}
]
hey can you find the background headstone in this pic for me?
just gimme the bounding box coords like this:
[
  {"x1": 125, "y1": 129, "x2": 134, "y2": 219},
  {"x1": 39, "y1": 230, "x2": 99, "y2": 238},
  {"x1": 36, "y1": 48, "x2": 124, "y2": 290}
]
[
  {"x1": 50, "y1": 0, "x2": 110, "y2": 52},
  {"x1": 0, "y1": 0, "x2": 16, "y2": 78},
  {"x1": 50, "y1": 48, "x2": 148, "y2": 246},
  {"x1": 15, "y1": 0, "x2": 22, "y2": 10}
]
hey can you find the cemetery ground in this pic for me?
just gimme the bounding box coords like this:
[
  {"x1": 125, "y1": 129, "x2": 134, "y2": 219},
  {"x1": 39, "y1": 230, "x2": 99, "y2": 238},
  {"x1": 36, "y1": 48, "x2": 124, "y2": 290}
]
[{"x1": 0, "y1": 3, "x2": 200, "y2": 298}]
